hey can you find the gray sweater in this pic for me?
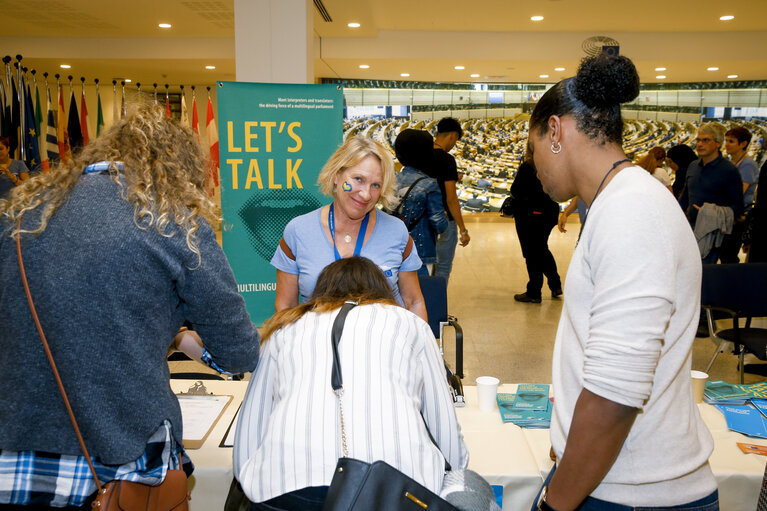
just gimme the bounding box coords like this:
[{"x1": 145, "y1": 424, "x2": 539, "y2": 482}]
[{"x1": 0, "y1": 173, "x2": 260, "y2": 464}]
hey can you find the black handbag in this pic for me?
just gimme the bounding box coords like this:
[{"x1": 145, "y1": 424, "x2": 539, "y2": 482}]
[{"x1": 322, "y1": 302, "x2": 459, "y2": 511}]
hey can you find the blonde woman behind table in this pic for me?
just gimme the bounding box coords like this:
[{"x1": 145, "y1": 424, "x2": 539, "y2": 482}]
[{"x1": 271, "y1": 135, "x2": 427, "y2": 321}]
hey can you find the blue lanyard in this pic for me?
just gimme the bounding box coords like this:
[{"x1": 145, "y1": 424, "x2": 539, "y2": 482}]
[{"x1": 328, "y1": 202, "x2": 370, "y2": 261}]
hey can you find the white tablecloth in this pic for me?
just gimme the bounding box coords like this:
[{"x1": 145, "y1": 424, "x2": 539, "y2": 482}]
[{"x1": 171, "y1": 380, "x2": 766, "y2": 511}]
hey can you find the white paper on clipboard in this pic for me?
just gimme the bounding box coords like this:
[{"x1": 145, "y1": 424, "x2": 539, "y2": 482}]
[{"x1": 177, "y1": 394, "x2": 232, "y2": 448}]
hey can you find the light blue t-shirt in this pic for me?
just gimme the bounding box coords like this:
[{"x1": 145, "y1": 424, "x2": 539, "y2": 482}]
[
  {"x1": 737, "y1": 156, "x2": 759, "y2": 209},
  {"x1": 271, "y1": 207, "x2": 422, "y2": 305}
]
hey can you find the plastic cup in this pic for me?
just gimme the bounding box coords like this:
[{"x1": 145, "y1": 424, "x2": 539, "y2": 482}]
[
  {"x1": 691, "y1": 370, "x2": 708, "y2": 403},
  {"x1": 475, "y1": 376, "x2": 500, "y2": 412}
]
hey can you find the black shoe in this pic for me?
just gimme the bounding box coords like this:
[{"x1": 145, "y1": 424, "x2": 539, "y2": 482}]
[
  {"x1": 514, "y1": 293, "x2": 541, "y2": 303},
  {"x1": 551, "y1": 288, "x2": 563, "y2": 298}
]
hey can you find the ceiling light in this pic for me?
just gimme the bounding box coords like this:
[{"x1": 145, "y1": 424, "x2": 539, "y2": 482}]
[
  {"x1": 125, "y1": 79, "x2": 132, "y2": 83},
  {"x1": 158, "y1": 23, "x2": 172, "y2": 28},
  {"x1": 707, "y1": 67, "x2": 719, "y2": 71},
  {"x1": 539, "y1": 74, "x2": 549, "y2": 78},
  {"x1": 655, "y1": 67, "x2": 666, "y2": 71},
  {"x1": 656, "y1": 75, "x2": 666, "y2": 79},
  {"x1": 205, "y1": 65, "x2": 216, "y2": 70},
  {"x1": 359, "y1": 64, "x2": 370, "y2": 69},
  {"x1": 60, "y1": 64, "x2": 71, "y2": 69},
  {"x1": 454, "y1": 66, "x2": 465, "y2": 70},
  {"x1": 470, "y1": 74, "x2": 480, "y2": 78},
  {"x1": 347, "y1": 22, "x2": 360, "y2": 28},
  {"x1": 728, "y1": 74, "x2": 739, "y2": 78},
  {"x1": 554, "y1": 67, "x2": 565, "y2": 72},
  {"x1": 400, "y1": 73, "x2": 410, "y2": 77},
  {"x1": 530, "y1": 16, "x2": 544, "y2": 21},
  {"x1": 719, "y1": 15, "x2": 734, "y2": 21}
]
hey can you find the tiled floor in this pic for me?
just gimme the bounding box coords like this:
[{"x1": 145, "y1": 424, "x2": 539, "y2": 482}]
[{"x1": 172, "y1": 214, "x2": 765, "y2": 387}]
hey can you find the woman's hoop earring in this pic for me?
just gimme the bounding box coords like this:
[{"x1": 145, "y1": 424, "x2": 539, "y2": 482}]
[{"x1": 551, "y1": 142, "x2": 562, "y2": 154}]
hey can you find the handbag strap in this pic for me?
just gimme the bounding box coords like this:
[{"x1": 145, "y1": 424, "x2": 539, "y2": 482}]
[
  {"x1": 15, "y1": 219, "x2": 106, "y2": 495},
  {"x1": 329, "y1": 301, "x2": 451, "y2": 470},
  {"x1": 330, "y1": 301, "x2": 358, "y2": 457}
]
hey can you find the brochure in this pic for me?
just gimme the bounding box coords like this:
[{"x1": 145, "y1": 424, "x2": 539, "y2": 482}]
[
  {"x1": 511, "y1": 384, "x2": 550, "y2": 411},
  {"x1": 497, "y1": 392, "x2": 551, "y2": 428},
  {"x1": 715, "y1": 404, "x2": 767, "y2": 439}
]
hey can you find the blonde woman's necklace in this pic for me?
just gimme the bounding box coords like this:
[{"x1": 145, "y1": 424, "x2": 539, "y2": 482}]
[{"x1": 329, "y1": 202, "x2": 370, "y2": 260}]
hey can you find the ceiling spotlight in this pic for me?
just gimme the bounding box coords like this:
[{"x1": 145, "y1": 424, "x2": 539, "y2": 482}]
[
  {"x1": 400, "y1": 73, "x2": 410, "y2": 77},
  {"x1": 205, "y1": 65, "x2": 216, "y2": 70},
  {"x1": 554, "y1": 67, "x2": 565, "y2": 72},
  {"x1": 655, "y1": 67, "x2": 666, "y2": 71},
  {"x1": 539, "y1": 74, "x2": 549, "y2": 78},
  {"x1": 719, "y1": 15, "x2": 734, "y2": 21},
  {"x1": 125, "y1": 79, "x2": 132, "y2": 83},
  {"x1": 728, "y1": 74, "x2": 739, "y2": 78},
  {"x1": 359, "y1": 64, "x2": 370, "y2": 69},
  {"x1": 60, "y1": 64, "x2": 71, "y2": 69},
  {"x1": 454, "y1": 66, "x2": 465, "y2": 70},
  {"x1": 470, "y1": 74, "x2": 480, "y2": 78},
  {"x1": 707, "y1": 67, "x2": 719, "y2": 71},
  {"x1": 158, "y1": 23, "x2": 172, "y2": 28},
  {"x1": 530, "y1": 15, "x2": 544, "y2": 21},
  {"x1": 656, "y1": 75, "x2": 666, "y2": 79},
  {"x1": 347, "y1": 22, "x2": 360, "y2": 28}
]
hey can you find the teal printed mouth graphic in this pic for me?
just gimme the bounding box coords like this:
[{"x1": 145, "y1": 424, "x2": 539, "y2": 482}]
[
  {"x1": 342, "y1": 181, "x2": 352, "y2": 192},
  {"x1": 518, "y1": 393, "x2": 546, "y2": 402},
  {"x1": 238, "y1": 189, "x2": 322, "y2": 262}
]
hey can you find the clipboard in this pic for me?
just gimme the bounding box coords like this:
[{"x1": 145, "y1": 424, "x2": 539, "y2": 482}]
[{"x1": 176, "y1": 381, "x2": 233, "y2": 449}]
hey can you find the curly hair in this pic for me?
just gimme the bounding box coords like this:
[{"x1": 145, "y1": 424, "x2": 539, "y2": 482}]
[{"x1": 0, "y1": 104, "x2": 220, "y2": 267}]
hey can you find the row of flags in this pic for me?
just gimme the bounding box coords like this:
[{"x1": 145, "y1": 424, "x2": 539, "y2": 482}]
[{"x1": 0, "y1": 60, "x2": 220, "y2": 195}]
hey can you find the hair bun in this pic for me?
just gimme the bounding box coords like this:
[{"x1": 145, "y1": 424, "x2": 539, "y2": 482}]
[{"x1": 574, "y1": 54, "x2": 639, "y2": 109}]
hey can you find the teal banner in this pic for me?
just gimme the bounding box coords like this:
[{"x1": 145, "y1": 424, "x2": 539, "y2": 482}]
[{"x1": 217, "y1": 82, "x2": 343, "y2": 325}]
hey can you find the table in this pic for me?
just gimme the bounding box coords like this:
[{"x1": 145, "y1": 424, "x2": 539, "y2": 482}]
[
  {"x1": 171, "y1": 380, "x2": 765, "y2": 511},
  {"x1": 457, "y1": 385, "x2": 766, "y2": 511}
]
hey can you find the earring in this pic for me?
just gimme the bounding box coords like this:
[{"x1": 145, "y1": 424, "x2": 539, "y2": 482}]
[{"x1": 551, "y1": 142, "x2": 562, "y2": 154}]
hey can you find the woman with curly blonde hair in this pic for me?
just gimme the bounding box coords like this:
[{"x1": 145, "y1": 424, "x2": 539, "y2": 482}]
[{"x1": 0, "y1": 104, "x2": 260, "y2": 509}]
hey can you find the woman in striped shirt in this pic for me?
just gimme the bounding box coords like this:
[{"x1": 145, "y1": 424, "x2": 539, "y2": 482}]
[{"x1": 234, "y1": 256, "x2": 469, "y2": 511}]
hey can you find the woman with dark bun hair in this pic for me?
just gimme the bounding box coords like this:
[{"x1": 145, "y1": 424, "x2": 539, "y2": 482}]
[{"x1": 528, "y1": 54, "x2": 718, "y2": 511}]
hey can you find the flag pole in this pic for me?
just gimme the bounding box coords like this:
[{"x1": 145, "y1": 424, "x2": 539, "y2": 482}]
[
  {"x1": 16, "y1": 55, "x2": 25, "y2": 161},
  {"x1": 121, "y1": 81, "x2": 126, "y2": 118},
  {"x1": 68, "y1": 75, "x2": 73, "y2": 99},
  {"x1": 3, "y1": 56, "x2": 11, "y2": 116},
  {"x1": 153, "y1": 83, "x2": 158, "y2": 104},
  {"x1": 136, "y1": 82, "x2": 142, "y2": 105}
]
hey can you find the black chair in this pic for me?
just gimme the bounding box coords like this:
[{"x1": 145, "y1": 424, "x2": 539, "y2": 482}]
[
  {"x1": 701, "y1": 263, "x2": 767, "y2": 382},
  {"x1": 418, "y1": 275, "x2": 465, "y2": 405},
  {"x1": 418, "y1": 276, "x2": 464, "y2": 376}
]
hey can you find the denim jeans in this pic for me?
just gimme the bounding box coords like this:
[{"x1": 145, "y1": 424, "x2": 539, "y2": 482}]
[
  {"x1": 434, "y1": 220, "x2": 458, "y2": 283},
  {"x1": 250, "y1": 486, "x2": 328, "y2": 511},
  {"x1": 578, "y1": 491, "x2": 719, "y2": 511},
  {"x1": 532, "y1": 466, "x2": 719, "y2": 511}
]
